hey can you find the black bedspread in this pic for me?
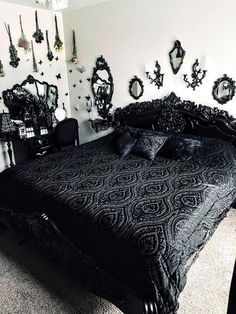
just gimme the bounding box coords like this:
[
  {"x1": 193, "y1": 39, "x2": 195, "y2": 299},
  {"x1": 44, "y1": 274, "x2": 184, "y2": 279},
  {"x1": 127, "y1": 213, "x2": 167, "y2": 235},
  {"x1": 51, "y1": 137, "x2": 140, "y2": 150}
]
[{"x1": 0, "y1": 132, "x2": 236, "y2": 313}]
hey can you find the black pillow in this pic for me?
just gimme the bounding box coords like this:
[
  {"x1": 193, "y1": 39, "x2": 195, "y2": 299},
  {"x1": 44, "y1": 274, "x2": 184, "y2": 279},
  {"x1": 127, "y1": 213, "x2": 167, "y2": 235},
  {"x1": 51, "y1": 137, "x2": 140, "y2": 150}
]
[
  {"x1": 116, "y1": 130, "x2": 137, "y2": 157},
  {"x1": 132, "y1": 134, "x2": 168, "y2": 160},
  {"x1": 160, "y1": 136, "x2": 203, "y2": 160}
]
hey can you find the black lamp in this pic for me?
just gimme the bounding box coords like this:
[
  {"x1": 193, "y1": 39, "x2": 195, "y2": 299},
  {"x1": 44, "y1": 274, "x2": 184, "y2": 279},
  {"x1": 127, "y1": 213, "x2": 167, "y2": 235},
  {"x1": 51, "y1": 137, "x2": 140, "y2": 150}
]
[{"x1": 0, "y1": 112, "x2": 16, "y2": 167}]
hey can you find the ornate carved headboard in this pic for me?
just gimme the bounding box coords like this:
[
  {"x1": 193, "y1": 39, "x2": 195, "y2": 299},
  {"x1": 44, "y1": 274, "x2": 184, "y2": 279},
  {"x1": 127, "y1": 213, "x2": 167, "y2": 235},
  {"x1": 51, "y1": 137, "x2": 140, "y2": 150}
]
[{"x1": 114, "y1": 92, "x2": 236, "y2": 145}]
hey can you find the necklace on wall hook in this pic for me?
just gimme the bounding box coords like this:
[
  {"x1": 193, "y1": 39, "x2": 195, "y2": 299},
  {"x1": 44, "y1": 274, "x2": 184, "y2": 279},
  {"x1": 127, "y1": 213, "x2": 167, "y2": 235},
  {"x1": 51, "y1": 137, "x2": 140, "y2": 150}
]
[
  {"x1": 183, "y1": 59, "x2": 207, "y2": 90},
  {"x1": 146, "y1": 61, "x2": 164, "y2": 89}
]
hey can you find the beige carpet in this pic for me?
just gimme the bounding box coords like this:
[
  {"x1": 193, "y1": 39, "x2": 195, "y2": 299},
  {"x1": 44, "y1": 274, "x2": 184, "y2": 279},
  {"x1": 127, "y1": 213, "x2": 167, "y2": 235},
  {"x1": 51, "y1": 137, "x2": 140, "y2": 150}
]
[{"x1": 0, "y1": 208, "x2": 235, "y2": 314}]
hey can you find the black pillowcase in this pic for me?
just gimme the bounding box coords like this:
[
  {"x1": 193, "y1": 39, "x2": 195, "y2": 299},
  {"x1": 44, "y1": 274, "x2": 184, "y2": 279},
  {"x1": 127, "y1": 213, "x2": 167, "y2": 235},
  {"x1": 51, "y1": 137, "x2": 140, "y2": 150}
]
[
  {"x1": 132, "y1": 134, "x2": 168, "y2": 160},
  {"x1": 160, "y1": 136, "x2": 204, "y2": 160},
  {"x1": 116, "y1": 130, "x2": 137, "y2": 157}
]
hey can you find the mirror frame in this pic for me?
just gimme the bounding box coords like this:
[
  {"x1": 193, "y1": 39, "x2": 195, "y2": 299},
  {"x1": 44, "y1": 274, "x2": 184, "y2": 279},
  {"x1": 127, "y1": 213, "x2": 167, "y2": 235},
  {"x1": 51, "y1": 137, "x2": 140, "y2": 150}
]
[
  {"x1": 129, "y1": 76, "x2": 144, "y2": 100},
  {"x1": 169, "y1": 40, "x2": 186, "y2": 75},
  {"x1": 212, "y1": 74, "x2": 236, "y2": 105},
  {"x1": 2, "y1": 75, "x2": 58, "y2": 134},
  {"x1": 91, "y1": 55, "x2": 114, "y2": 119}
]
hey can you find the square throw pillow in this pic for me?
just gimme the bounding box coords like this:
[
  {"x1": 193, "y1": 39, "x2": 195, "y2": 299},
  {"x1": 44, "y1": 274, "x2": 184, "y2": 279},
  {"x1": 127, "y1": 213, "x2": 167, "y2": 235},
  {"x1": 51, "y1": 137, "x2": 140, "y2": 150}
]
[
  {"x1": 160, "y1": 135, "x2": 203, "y2": 160},
  {"x1": 132, "y1": 134, "x2": 168, "y2": 160},
  {"x1": 116, "y1": 130, "x2": 137, "y2": 157}
]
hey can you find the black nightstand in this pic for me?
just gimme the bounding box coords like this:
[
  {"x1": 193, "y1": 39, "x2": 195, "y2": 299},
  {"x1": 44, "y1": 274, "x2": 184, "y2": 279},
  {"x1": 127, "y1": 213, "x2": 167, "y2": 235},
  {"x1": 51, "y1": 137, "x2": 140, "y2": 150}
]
[{"x1": 12, "y1": 132, "x2": 56, "y2": 164}]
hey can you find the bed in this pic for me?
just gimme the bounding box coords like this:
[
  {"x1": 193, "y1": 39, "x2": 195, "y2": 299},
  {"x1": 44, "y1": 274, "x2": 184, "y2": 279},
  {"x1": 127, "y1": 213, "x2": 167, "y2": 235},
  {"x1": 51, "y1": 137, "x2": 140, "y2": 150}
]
[{"x1": 0, "y1": 92, "x2": 236, "y2": 314}]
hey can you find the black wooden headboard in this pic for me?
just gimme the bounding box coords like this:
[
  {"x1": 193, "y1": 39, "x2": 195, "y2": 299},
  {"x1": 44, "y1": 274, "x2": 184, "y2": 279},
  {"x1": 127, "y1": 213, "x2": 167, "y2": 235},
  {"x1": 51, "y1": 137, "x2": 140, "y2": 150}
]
[{"x1": 114, "y1": 92, "x2": 236, "y2": 145}]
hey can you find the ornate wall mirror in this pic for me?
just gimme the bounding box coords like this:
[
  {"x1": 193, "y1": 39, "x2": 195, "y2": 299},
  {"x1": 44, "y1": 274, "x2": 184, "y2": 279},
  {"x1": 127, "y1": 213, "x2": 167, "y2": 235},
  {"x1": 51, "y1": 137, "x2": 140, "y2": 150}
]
[
  {"x1": 129, "y1": 76, "x2": 144, "y2": 100},
  {"x1": 212, "y1": 74, "x2": 236, "y2": 104},
  {"x1": 2, "y1": 75, "x2": 58, "y2": 136},
  {"x1": 91, "y1": 55, "x2": 113, "y2": 119},
  {"x1": 169, "y1": 40, "x2": 186, "y2": 74}
]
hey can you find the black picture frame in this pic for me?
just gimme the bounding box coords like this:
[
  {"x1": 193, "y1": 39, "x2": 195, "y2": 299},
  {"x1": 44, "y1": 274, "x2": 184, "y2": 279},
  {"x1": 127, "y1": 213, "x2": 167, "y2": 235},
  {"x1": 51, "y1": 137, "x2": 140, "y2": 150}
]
[
  {"x1": 129, "y1": 76, "x2": 144, "y2": 100},
  {"x1": 212, "y1": 74, "x2": 236, "y2": 105}
]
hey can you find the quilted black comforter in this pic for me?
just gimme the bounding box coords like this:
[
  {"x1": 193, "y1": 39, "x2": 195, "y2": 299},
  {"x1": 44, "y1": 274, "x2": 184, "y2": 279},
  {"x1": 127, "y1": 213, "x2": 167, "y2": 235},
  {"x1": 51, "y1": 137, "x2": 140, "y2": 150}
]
[{"x1": 0, "y1": 132, "x2": 236, "y2": 313}]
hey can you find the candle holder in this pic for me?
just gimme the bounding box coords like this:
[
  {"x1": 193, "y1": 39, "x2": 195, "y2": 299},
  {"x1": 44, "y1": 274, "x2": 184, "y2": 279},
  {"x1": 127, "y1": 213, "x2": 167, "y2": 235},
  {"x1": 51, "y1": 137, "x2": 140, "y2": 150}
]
[
  {"x1": 146, "y1": 61, "x2": 164, "y2": 89},
  {"x1": 183, "y1": 59, "x2": 207, "y2": 90}
]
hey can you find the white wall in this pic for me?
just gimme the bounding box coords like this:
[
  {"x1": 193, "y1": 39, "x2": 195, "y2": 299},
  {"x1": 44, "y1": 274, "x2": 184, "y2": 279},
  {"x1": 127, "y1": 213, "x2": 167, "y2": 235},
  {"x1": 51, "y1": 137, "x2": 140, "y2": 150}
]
[
  {"x1": 0, "y1": 1, "x2": 70, "y2": 171},
  {"x1": 63, "y1": 0, "x2": 236, "y2": 144}
]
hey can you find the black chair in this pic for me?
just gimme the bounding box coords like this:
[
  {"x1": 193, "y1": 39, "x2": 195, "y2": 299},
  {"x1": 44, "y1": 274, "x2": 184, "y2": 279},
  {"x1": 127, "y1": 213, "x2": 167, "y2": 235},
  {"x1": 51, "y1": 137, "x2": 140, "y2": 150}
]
[{"x1": 54, "y1": 118, "x2": 79, "y2": 151}]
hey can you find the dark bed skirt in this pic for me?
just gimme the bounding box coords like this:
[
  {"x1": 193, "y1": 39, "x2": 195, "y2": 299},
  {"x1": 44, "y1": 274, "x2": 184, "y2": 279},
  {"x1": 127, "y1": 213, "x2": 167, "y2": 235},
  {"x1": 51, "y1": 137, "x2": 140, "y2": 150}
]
[{"x1": 0, "y1": 205, "x2": 160, "y2": 314}]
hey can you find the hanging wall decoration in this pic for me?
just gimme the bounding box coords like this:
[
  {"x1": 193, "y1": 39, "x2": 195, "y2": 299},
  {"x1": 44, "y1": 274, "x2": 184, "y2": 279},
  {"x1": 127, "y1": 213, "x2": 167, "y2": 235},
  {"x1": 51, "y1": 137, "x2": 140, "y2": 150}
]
[
  {"x1": 46, "y1": 30, "x2": 54, "y2": 61},
  {"x1": 169, "y1": 40, "x2": 186, "y2": 74},
  {"x1": 54, "y1": 15, "x2": 63, "y2": 51},
  {"x1": 70, "y1": 30, "x2": 79, "y2": 64},
  {"x1": 183, "y1": 59, "x2": 207, "y2": 90},
  {"x1": 33, "y1": 11, "x2": 44, "y2": 43},
  {"x1": 5, "y1": 23, "x2": 20, "y2": 68},
  {"x1": 146, "y1": 61, "x2": 164, "y2": 89},
  {"x1": 0, "y1": 61, "x2": 5, "y2": 77},
  {"x1": 31, "y1": 41, "x2": 39, "y2": 72},
  {"x1": 212, "y1": 74, "x2": 236, "y2": 104},
  {"x1": 18, "y1": 15, "x2": 31, "y2": 53}
]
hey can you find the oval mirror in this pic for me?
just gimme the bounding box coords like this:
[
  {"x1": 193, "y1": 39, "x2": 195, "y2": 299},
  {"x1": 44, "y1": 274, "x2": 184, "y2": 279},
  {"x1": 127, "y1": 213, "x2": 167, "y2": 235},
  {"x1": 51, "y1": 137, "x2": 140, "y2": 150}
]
[
  {"x1": 129, "y1": 76, "x2": 144, "y2": 100},
  {"x1": 212, "y1": 74, "x2": 236, "y2": 104}
]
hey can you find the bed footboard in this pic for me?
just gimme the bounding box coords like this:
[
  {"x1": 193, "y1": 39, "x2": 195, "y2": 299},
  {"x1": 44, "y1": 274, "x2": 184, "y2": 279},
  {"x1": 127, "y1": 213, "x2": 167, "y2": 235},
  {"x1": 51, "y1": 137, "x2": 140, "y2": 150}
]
[{"x1": 0, "y1": 206, "x2": 159, "y2": 314}]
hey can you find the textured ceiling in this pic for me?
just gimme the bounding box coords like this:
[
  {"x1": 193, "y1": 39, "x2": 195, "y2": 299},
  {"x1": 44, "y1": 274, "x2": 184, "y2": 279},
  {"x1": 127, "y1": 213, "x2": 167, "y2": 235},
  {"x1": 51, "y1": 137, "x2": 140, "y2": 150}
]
[{"x1": 0, "y1": 0, "x2": 111, "y2": 11}]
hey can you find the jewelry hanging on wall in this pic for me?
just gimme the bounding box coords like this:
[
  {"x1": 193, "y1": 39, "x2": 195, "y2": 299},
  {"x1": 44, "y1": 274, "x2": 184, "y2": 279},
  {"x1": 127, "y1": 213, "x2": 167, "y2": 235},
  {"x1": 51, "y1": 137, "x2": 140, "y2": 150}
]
[
  {"x1": 33, "y1": 11, "x2": 44, "y2": 43},
  {"x1": 146, "y1": 61, "x2": 164, "y2": 89},
  {"x1": 18, "y1": 15, "x2": 31, "y2": 53},
  {"x1": 4, "y1": 23, "x2": 20, "y2": 68},
  {"x1": 31, "y1": 41, "x2": 39, "y2": 72},
  {"x1": 70, "y1": 30, "x2": 79, "y2": 64},
  {"x1": 0, "y1": 60, "x2": 5, "y2": 77},
  {"x1": 183, "y1": 59, "x2": 207, "y2": 90},
  {"x1": 54, "y1": 15, "x2": 63, "y2": 51},
  {"x1": 46, "y1": 30, "x2": 54, "y2": 61}
]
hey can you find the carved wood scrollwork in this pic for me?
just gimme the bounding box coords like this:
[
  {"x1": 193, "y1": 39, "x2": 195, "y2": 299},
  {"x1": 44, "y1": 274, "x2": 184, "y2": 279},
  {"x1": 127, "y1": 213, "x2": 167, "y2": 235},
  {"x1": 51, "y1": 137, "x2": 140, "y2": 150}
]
[
  {"x1": 156, "y1": 107, "x2": 186, "y2": 133},
  {"x1": 114, "y1": 92, "x2": 236, "y2": 145}
]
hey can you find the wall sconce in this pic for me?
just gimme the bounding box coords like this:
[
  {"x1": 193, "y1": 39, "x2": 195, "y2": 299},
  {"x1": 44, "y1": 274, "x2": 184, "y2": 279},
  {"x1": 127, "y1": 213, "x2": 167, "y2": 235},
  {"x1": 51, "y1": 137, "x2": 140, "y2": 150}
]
[
  {"x1": 146, "y1": 61, "x2": 164, "y2": 89},
  {"x1": 183, "y1": 59, "x2": 207, "y2": 90}
]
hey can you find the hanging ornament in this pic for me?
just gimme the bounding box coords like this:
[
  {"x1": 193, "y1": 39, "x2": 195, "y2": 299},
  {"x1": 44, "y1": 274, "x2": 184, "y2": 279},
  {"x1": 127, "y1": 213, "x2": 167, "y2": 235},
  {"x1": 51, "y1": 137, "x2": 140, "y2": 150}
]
[
  {"x1": 18, "y1": 15, "x2": 31, "y2": 53},
  {"x1": 0, "y1": 60, "x2": 5, "y2": 77},
  {"x1": 54, "y1": 15, "x2": 63, "y2": 51},
  {"x1": 31, "y1": 41, "x2": 39, "y2": 72},
  {"x1": 70, "y1": 30, "x2": 79, "y2": 64},
  {"x1": 33, "y1": 11, "x2": 44, "y2": 43},
  {"x1": 46, "y1": 30, "x2": 54, "y2": 61},
  {"x1": 4, "y1": 23, "x2": 20, "y2": 68}
]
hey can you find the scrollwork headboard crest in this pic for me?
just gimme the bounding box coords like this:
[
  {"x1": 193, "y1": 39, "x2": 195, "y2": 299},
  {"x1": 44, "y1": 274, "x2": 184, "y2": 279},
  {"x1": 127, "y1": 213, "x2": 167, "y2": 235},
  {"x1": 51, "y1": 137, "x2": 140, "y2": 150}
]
[{"x1": 114, "y1": 92, "x2": 236, "y2": 145}]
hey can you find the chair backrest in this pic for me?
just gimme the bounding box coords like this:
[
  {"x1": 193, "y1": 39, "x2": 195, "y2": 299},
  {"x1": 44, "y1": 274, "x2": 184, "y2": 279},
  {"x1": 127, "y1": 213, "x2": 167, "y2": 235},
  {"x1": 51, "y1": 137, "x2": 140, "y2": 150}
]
[{"x1": 54, "y1": 118, "x2": 79, "y2": 150}]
